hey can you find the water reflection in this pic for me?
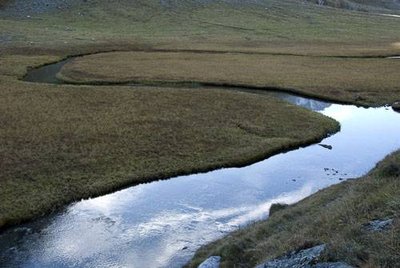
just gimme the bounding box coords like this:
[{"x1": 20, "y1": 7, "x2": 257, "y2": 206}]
[
  {"x1": 23, "y1": 59, "x2": 70, "y2": 84},
  {"x1": 241, "y1": 89, "x2": 331, "y2": 111},
  {"x1": 1, "y1": 98, "x2": 400, "y2": 267}
]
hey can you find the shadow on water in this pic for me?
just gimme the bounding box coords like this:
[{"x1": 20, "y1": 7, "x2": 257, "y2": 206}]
[{"x1": 1, "y1": 56, "x2": 400, "y2": 268}]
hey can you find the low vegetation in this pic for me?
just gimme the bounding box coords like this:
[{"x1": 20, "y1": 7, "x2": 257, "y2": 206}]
[
  {"x1": 188, "y1": 150, "x2": 400, "y2": 267},
  {"x1": 59, "y1": 51, "x2": 400, "y2": 106}
]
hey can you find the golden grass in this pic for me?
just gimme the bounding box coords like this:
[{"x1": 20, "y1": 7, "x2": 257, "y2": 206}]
[
  {"x1": 188, "y1": 150, "x2": 400, "y2": 267},
  {"x1": 59, "y1": 51, "x2": 400, "y2": 106}
]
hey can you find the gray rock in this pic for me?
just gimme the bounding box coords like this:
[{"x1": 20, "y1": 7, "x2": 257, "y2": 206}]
[
  {"x1": 198, "y1": 256, "x2": 221, "y2": 268},
  {"x1": 255, "y1": 244, "x2": 326, "y2": 268},
  {"x1": 392, "y1": 101, "x2": 400, "y2": 112},
  {"x1": 364, "y1": 218, "x2": 393, "y2": 232}
]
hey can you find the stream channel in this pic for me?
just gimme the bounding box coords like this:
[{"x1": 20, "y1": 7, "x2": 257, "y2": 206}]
[{"x1": 1, "y1": 57, "x2": 400, "y2": 268}]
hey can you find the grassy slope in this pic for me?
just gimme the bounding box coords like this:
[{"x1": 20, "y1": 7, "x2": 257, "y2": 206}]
[
  {"x1": 58, "y1": 51, "x2": 400, "y2": 106},
  {"x1": 1, "y1": 0, "x2": 400, "y2": 56},
  {"x1": 188, "y1": 150, "x2": 400, "y2": 267}
]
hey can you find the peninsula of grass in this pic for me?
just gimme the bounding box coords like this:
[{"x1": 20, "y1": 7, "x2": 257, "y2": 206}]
[
  {"x1": 0, "y1": 75, "x2": 339, "y2": 229},
  {"x1": 58, "y1": 51, "x2": 400, "y2": 106},
  {"x1": 188, "y1": 150, "x2": 400, "y2": 267}
]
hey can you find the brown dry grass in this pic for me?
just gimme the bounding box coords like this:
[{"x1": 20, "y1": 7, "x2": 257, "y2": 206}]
[
  {"x1": 58, "y1": 51, "x2": 400, "y2": 106},
  {"x1": 188, "y1": 150, "x2": 400, "y2": 267}
]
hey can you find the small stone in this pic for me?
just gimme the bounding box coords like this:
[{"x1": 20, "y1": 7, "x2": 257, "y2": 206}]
[
  {"x1": 364, "y1": 218, "x2": 393, "y2": 232},
  {"x1": 198, "y1": 256, "x2": 221, "y2": 268}
]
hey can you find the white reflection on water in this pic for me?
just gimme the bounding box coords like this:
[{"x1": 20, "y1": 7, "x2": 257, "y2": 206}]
[{"x1": 35, "y1": 184, "x2": 314, "y2": 268}]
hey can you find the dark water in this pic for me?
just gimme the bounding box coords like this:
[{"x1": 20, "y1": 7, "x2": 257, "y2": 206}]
[
  {"x1": 24, "y1": 59, "x2": 70, "y2": 84},
  {"x1": 1, "y1": 59, "x2": 400, "y2": 268}
]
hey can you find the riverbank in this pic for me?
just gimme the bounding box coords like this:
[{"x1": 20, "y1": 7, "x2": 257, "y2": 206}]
[{"x1": 188, "y1": 150, "x2": 400, "y2": 267}]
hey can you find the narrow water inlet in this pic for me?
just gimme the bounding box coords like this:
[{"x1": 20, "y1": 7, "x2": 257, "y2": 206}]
[
  {"x1": 23, "y1": 58, "x2": 71, "y2": 84},
  {"x1": 1, "y1": 57, "x2": 400, "y2": 268}
]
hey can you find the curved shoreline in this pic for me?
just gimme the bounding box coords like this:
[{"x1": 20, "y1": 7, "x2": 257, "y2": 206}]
[
  {"x1": 24, "y1": 50, "x2": 400, "y2": 108},
  {"x1": 0, "y1": 124, "x2": 338, "y2": 231}
]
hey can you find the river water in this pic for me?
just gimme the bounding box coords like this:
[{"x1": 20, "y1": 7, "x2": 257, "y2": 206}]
[{"x1": 1, "y1": 61, "x2": 400, "y2": 268}]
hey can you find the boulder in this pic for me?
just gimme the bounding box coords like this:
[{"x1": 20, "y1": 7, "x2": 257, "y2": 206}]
[{"x1": 255, "y1": 244, "x2": 326, "y2": 268}]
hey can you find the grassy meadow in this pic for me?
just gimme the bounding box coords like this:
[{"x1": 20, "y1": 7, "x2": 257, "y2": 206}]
[{"x1": 0, "y1": 0, "x2": 399, "y2": 236}]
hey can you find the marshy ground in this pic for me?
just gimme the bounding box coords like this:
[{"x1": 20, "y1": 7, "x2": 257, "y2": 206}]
[{"x1": 0, "y1": 0, "x2": 400, "y2": 266}]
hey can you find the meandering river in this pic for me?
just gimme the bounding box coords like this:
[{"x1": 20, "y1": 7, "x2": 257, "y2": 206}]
[{"x1": 1, "y1": 58, "x2": 400, "y2": 268}]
